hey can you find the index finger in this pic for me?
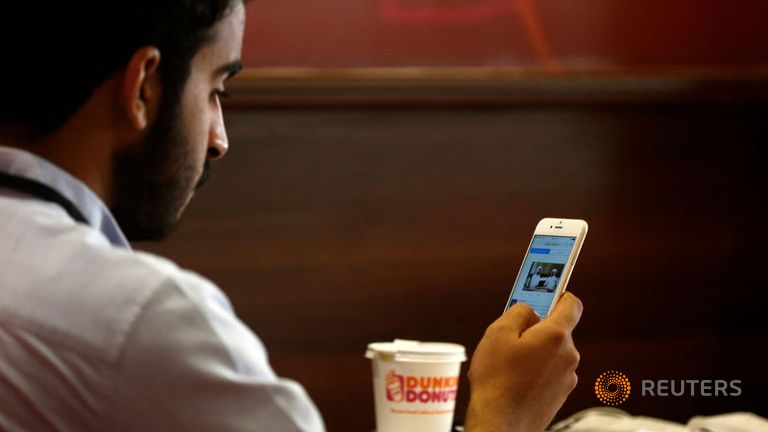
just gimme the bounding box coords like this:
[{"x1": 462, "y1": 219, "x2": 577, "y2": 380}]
[
  {"x1": 546, "y1": 292, "x2": 583, "y2": 332},
  {"x1": 501, "y1": 301, "x2": 542, "y2": 335}
]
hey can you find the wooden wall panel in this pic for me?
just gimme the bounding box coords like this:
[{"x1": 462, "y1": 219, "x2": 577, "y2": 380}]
[{"x1": 138, "y1": 76, "x2": 767, "y2": 430}]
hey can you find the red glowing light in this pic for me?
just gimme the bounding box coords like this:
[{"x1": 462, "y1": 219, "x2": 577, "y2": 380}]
[{"x1": 379, "y1": 0, "x2": 560, "y2": 71}]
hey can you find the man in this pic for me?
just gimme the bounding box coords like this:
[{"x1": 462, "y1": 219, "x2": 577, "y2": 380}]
[
  {"x1": 0, "y1": 1, "x2": 582, "y2": 431},
  {"x1": 545, "y1": 268, "x2": 560, "y2": 291},
  {"x1": 529, "y1": 265, "x2": 544, "y2": 288}
]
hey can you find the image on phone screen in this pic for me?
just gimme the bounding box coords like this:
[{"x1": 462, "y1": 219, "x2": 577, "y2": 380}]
[{"x1": 506, "y1": 235, "x2": 577, "y2": 318}]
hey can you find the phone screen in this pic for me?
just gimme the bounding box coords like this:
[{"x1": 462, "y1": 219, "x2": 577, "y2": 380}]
[{"x1": 506, "y1": 235, "x2": 577, "y2": 318}]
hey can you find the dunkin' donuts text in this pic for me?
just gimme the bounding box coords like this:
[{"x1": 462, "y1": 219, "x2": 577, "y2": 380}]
[{"x1": 385, "y1": 370, "x2": 459, "y2": 404}]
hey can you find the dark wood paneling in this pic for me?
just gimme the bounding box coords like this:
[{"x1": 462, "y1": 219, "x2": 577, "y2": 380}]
[
  {"x1": 138, "y1": 75, "x2": 767, "y2": 431},
  {"x1": 224, "y1": 68, "x2": 768, "y2": 108}
]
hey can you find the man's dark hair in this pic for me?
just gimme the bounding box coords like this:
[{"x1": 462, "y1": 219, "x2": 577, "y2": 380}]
[{"x1": 0, "y1": 0, "x2": 241, "y2": 139}]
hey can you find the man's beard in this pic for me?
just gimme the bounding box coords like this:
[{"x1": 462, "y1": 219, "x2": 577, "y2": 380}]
[{"x1": 110, "y1": 94, "x2": 210, "y2": 242}]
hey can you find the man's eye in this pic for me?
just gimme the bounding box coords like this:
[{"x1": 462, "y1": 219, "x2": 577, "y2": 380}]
[{"x1": 212, "y1": 88, "x2": 230, "y2": 100}]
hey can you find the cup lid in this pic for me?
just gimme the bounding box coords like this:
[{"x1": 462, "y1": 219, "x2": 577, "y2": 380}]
[{"x1": 365, "y1": 339, "x2": 467, "y2": 363}]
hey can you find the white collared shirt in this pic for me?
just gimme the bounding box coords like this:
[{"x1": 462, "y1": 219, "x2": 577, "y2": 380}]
[{"x1": 0, "y1": 146, "x2": 325, "y2": 432}]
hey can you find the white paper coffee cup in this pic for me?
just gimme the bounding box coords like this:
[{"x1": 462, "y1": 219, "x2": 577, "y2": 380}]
[{"x1": 365, "y1": 339, "x2": 467, "y2": 432}]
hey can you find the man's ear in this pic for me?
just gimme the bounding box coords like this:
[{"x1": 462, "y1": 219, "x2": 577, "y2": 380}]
[{"x1": 121, "y1": 47, "x2": 162, "y2": 131}]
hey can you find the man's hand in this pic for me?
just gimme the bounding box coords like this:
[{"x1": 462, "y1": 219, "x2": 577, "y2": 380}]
[{"x1": 464, "y1": 292, "x2": 583, "y2": 432}]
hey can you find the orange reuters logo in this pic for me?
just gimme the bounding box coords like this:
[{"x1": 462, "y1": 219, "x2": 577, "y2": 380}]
[{"x1": 594, "y1": 371, "x2": 631, "y2": 405}]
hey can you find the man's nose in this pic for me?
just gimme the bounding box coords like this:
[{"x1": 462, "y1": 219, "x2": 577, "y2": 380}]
[{"x1": 208, "y1": 101, "x2": 229, "y2": 160}]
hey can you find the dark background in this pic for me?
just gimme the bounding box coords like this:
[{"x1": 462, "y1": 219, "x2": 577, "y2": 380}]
[
  {"x1": 138, "y1": 72, "x2": 768, "y2": 431},
  {"x1": 241, "y1": 0, "x2": 768, "y2": 69}
]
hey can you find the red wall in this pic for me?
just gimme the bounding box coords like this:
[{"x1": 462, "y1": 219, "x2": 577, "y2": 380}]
[{"x1": 242, "y1": 0, "x2": 768, "y2": 69}]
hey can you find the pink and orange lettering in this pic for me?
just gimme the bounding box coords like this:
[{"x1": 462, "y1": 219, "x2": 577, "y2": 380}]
[{"x1": 386, "y1": 370, "x2": 459, "y2": 404}]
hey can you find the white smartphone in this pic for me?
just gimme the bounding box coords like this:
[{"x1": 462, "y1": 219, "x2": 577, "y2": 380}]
[{"x1": 504, "y1": 218, "x2": 588, "y2": 318}]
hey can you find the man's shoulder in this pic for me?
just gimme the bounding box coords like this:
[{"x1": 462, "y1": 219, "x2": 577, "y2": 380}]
[{"x1": 0, "y1": 201, "x2": 221, "y2": 363}]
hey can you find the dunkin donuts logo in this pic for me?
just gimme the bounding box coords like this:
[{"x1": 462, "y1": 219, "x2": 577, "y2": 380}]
[{"x1": 385, "y1": 370, "x2": 459, "y2": 404}]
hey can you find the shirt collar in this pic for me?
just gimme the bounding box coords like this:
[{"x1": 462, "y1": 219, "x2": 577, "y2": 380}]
[{"x1": 0, "y1": 146, "x2": 131, "y2": 249}]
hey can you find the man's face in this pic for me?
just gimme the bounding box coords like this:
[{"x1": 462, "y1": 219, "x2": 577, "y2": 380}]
[{"x1": 111, "y1": 2, "x2": 245, "y2": 241}]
